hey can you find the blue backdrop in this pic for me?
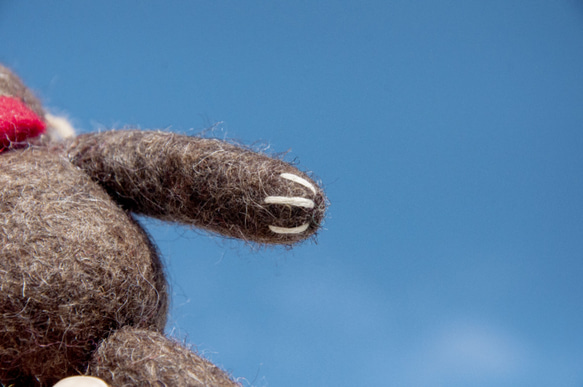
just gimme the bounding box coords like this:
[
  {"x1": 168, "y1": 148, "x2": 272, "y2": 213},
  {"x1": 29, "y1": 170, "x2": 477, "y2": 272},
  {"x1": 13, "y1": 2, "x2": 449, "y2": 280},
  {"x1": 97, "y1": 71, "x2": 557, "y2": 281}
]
[{"x1": 2, "y1": 1, "x2": 583, "y2": 385}]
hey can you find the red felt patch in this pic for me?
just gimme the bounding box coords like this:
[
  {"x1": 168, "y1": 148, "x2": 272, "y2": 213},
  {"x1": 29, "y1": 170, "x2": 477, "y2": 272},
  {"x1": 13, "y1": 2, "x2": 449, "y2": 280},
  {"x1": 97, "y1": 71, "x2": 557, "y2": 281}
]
[{"x1": 0, "y1": 95, "x2": 46, "y2": 152}]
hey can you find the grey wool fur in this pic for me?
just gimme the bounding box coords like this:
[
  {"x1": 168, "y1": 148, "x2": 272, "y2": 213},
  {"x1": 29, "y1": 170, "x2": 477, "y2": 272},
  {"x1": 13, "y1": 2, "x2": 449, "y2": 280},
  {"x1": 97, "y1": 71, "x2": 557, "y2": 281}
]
[{"x1": 0, "y1": 64, "x2": 327, "y2": 386}]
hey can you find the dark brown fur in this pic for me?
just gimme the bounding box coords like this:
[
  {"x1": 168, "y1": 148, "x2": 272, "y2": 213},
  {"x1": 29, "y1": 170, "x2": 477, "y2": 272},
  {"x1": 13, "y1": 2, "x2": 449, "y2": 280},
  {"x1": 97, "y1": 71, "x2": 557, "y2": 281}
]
[
  {"x1": 0, "y1": 148, "x2": 169, "y2": 385},
  {"x1": 66, "y1": 130, "x2": 326, "y2": 245},
  {"x1": 89, "y1": 327, "x2": 238, "y2": 386},
  {"x1": 0, "y1": 64, "x2": 327, "y2": 386}
]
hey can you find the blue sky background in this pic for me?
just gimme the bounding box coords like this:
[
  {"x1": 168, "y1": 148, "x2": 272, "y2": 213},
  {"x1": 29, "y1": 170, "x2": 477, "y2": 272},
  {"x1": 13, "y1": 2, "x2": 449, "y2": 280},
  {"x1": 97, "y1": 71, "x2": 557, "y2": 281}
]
[{"x1": 2, "y1": 1, "x2": 583, "y2": 386}]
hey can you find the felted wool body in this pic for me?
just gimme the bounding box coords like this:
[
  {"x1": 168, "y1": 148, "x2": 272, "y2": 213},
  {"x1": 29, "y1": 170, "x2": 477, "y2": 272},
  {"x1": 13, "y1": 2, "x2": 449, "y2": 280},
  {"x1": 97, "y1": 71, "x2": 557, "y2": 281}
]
[
  {"x1": 0, "y1": 147, "x2": 168, "y2": 385},
  {"x1": 0, "y1": 64, "x2": 327, "y2": 386}
]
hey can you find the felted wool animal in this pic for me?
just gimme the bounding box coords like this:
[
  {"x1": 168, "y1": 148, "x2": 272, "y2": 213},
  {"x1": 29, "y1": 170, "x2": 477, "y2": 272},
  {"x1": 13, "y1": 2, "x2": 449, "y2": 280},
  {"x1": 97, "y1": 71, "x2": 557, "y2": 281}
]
[{"x1": 0, "y1": 64, "x2": 327, "y2": 386}]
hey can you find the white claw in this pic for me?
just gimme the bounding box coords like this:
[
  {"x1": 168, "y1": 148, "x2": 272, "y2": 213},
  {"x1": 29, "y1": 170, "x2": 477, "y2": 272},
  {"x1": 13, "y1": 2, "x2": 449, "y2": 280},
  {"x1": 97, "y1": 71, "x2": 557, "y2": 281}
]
[
  {"x1": 268, "y1": 223, "x2": 310, "y2": 234},
  {"x1": 265, "y1": 173, "x2": 317, "y2": 234},
  {"x1": 264, "y1": 196, "x2": 315, "y2": 209},
  {"x1": 280, "y1": 173, "x2": 317, "y2": 194}
]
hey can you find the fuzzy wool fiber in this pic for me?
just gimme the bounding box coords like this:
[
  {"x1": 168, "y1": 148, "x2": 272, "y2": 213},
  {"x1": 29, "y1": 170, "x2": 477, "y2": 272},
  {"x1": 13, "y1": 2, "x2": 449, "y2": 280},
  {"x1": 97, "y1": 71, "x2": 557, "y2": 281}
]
[
  {"x1": 67, "y1": 130, "x2": 326, "y2": 245},
  {"x1": 0, "y1": 96, "x2": 47, "y2": 151},
  {"x1": 0, "y1": 148, "x2": 169, "y2": 385},
  {"x1": 88, "y1": 327, "x2": 238, "y2": 386},
  {"x1": 0, "y1": 65, "x2": 45, "y2": 119},
  {"x1": 0, "y1": 63, "x2": 327, "y2": 386}
]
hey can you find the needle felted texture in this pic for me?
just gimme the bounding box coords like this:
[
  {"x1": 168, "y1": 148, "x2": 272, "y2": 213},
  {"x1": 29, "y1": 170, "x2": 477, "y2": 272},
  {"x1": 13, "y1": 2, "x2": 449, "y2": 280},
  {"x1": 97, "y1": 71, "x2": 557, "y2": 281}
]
[
  {"x1": 0, "y1": 64, "x2": 47, "y2": 152},
  {"x1": 0, "y1": 96, "x2": 47, "y2": 151},
  {"x1": 0, "y1": 64, "x2": 45, "y2": 119},
  {"x1": 0, "y1": 147, "x2": 169, "y2": 386},
  {"x1": 88, "y1": 326, "x2": 238, "y2": 386},
  {"x1": 67, "y1": 130, "x2": 327, "y2": 245},
  {"x1": 0, "y1": 63, "x2": 327, "y2": 386}
]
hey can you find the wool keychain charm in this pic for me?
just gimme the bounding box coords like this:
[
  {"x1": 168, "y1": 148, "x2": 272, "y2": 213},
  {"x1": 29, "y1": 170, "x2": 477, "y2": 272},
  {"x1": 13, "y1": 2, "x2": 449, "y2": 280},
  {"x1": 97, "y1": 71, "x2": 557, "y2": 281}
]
[{"x1": 0, "y1": 64, "x2": 327, "y2": 386}]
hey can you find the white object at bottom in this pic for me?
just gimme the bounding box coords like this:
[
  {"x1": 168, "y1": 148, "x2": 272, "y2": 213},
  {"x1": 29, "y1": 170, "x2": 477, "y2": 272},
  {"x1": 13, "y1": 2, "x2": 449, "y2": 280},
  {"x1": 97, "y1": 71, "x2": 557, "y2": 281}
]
[{"x1": 53, "y1": 376, "x2": 109, "y2": 387}]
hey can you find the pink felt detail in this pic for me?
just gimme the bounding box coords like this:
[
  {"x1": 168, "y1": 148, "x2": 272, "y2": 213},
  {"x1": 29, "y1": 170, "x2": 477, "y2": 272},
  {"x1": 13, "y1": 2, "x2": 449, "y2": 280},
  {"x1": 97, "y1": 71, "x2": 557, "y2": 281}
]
[{"x1": 0, "y1": 95, "x2": 46, "y2": 152}]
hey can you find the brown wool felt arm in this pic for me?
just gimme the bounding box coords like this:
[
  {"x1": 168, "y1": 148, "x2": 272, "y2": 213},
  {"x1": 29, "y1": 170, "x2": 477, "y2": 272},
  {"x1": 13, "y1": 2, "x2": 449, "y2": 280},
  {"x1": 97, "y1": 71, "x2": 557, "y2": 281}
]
[
  {"x1": 66, "y1": 130, "x2": 327, "y2": 245},
  {"x1": 87, "y1": 326, "x2": 240, "y2": 386}
]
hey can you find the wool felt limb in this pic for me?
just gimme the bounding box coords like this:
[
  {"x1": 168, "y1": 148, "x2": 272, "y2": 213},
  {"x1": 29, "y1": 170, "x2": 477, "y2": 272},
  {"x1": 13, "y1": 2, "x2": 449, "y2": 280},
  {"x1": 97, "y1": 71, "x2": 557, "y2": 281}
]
[
  {"x1": 88, "y1": 326, "x2": 238, "y2": 386},
  {"x1": 0, "y1": 63, "x2": 328, "y2": 386},
  {"x1": 66, "y1": 130, "x2": 326, "y2": 245}
]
